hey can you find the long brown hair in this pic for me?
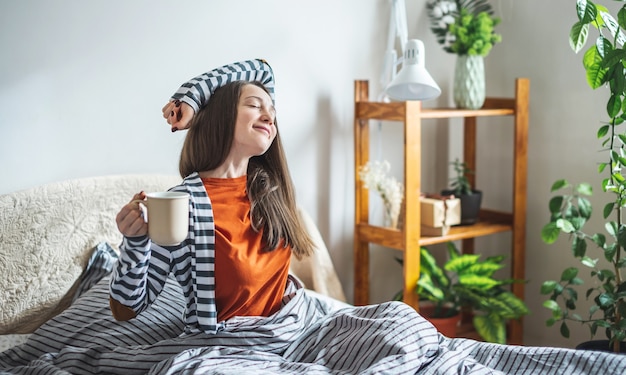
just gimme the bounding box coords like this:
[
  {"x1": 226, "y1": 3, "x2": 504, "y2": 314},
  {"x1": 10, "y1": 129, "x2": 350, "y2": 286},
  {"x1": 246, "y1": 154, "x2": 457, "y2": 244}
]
[{"x1": 179, "y1": 81, "x2": 313, "y2": 258}]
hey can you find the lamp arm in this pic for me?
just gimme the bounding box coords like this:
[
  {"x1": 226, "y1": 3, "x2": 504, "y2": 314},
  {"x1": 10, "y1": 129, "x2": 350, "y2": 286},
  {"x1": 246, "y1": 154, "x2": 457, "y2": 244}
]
[
  {"x1": 380, "y1": 0, "x2": 409, "y2": 97},
  {"x1": 394, "y1": 0, "x2": 408, "y2": 52}
]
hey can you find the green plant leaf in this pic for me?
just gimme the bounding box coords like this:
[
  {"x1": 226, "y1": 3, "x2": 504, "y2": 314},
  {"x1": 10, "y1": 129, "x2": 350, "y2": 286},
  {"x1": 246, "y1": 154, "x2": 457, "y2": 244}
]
[
  {"x1": 573, "y1": 236, "x2": 587, "y2": 258},
  {"x1": 560, "y1": 321, "x2": 571, "y2": 338},
  {"x1": 599, "y1": 6, "x2": 626, "y2": 46},
  {"x1": 595, "y1": 320, "x2": 611, "y2": 329},
  {"x1": 601, "y1": 269, "x2": 616, "y2": 280},
  {"x1": 561, "y1": 267, "x2": 579, "y2": 282},
  {"x1": 582, "y1": 256, "x2": 598, "y2": 267},
  {"x1": 543, "y1": 299, "x2": 561, "y2": 313},
  {"x1": 420, "y1": 247, "x2": 449, "y2": 288},
  {"x1": 570, "y1": 216, "x2": 588, "y2": 231},
  {"x1": 619, "y1": 5, "x2": 626, "y2": 29},
  {"x1": 445, "y1": 254, "x2": 481, "y2": 273},
  {"x1": 596, "y1": 35, "x2": 613, "y2": 60},
  {"x1": 551, "y1": 179, "x2": 569, "y2": 191},
  {"x1": 557, "y1": 218, "x2": 576, "y2": 233},
  {"x1": 571, "y1": 21, "x2": 589, "y2": 53},
  {"x1": 463, "y1": 262, "x2": 502, "y2": 277},
  {"x1": 584, "y1": 43, "x2": 603, "y2": 69},
  {"x1": 572, "y1": 313, "x2": 583, "y2": 321},
  {"x1": 603, "y1": 201, "x2": 615, "y2": 218},
  {"x1": 548, "y1": 196, "x2": 564, "y2": 214},
  {"x1": 592, "y1": 233, "x2": 606, "y2": 247},
  {"x1": 618, "y1": 155, "x2": 626, "y2": 168},
  {"x1": 446, "y1": 241, "x2": 461, "y2": 259},
  {"x1": 598, "y1": 124, "x2": 610, "y2": 138},
  {"x1": 576, "y1": 182, "x2": 593, "y2": 195},
  {"x1": 608, "y1": 94, "x2": 622, "y2": 118},
  {"x1": 598, "y1": 293, "x2": 615, "y2": 307},
  {"x1": 541, "y1": 280, "x2": 559, "y2": 294},
  {"x1": 586, "y1": 60, "x2": 607, "y2": 89},
  {"x1": 617, "y1": 224, "x2": 626, "y2": 250},
  {"x1": 541, "y1": 222, "x2": 561, "y2": 244},
  {"x1": 417, "y1": 273, "x2": 445, "y2": 301},
  {"x1": 458, "y1": 274, "x2": 501, "y2": 290},
  {"x1": 566, "y1": 298, "x2": 577, "y2": 310},
  {"x1": 605, "y1": 243, "x2": 617, "y2": 262},
  {"x1": 605, "y1": 221, "x2": 618, "y2": 237},
  {"x1": 474, "y1": 314, "x2": 506, "y2": 344},
  {"x1": 493, "y1": 292, "x2": 530, "y2": 317},
  {"x1": 578, "y1": 197, "x2": 593, "y2": 219},
  {"x1": 577, "y1": 0, "x2": 597, "y2": 24}
]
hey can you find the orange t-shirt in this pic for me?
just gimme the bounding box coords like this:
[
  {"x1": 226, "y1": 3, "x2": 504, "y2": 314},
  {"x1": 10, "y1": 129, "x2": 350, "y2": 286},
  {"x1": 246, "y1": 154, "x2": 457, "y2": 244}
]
[{"x1": 202, "y1": 176, "x2": 291, "y2": 322}]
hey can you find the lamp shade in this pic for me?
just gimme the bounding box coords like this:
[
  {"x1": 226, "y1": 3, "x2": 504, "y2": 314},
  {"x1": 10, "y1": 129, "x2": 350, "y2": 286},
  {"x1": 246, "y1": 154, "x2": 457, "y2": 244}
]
[{"x1": 385, "y1": 39, "x2": 441, "y2": 101}]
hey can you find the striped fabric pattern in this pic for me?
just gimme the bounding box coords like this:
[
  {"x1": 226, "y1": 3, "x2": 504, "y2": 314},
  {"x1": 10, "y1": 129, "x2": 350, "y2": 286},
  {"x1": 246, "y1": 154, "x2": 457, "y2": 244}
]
[
  {"x1": 109, "y1": 172, "x2": 224, "y2": 334},
  {"x1": 3, "y1": 270, "x2": 626, "y2": 374},
  {"x1": 171, "y1": 59, "x2": 275, "y2": 113},
  {"x1": 72, "y1": 241, "x2": 118, "y2": 303}
]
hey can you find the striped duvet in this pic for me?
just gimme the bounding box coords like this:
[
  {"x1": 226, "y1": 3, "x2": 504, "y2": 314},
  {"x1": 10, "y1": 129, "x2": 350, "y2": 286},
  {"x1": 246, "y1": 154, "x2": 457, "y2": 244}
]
[{"x1": 1, "y1": 255, "x2": 625, "y2": 374}]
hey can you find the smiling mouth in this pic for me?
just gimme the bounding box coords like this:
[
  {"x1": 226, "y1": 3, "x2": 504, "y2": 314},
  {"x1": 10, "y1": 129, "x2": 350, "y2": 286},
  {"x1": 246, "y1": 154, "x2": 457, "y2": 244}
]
[{"x1": 253, "y1": 125, "x2": 271, "y2": 136}]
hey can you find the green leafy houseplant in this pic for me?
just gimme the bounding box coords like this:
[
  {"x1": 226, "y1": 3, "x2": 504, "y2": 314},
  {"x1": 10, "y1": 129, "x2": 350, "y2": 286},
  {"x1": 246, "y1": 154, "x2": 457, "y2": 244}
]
[
  {"x1": 540, "y1": 0, "x2": 626, "y2": 353},
  {"x1": 448, "y1": 158, "x2": 475, "y2": 196},
  {"x1": 397, "y1": 242, "x2": 529, "y2": 344},
  {"x1": 427, "y1": 0, "x2": 502, "y2": 57},
  {"x1": 442, "y1": 158, "x2": 483, "y2": 225}
]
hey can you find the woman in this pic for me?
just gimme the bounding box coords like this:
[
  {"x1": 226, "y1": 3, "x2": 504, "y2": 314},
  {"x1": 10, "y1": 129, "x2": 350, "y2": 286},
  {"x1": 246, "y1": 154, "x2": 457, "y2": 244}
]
[
  {"x1": 102, "y1": 60, "x2": 434, "y2": 375},
  {"x1": 110, "y1": 59, "x2": 315, "y2": 334}
]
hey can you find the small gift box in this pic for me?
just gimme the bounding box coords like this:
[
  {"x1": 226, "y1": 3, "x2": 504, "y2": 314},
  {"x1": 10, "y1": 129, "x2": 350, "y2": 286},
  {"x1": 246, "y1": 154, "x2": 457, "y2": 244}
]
[{"x1": 420, "y1": 194, "x2": 461, "y2": 236}]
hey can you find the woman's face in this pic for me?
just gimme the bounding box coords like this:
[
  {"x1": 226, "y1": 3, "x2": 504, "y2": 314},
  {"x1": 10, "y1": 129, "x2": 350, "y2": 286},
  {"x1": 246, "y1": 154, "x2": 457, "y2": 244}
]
[{"x1": 232, "y1": 84, "x2": 277, "y2": 157}]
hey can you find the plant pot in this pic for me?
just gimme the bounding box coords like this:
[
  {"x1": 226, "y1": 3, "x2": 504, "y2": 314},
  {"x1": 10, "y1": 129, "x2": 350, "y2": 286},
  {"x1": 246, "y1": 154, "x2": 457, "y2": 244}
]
[
  {"x1": 576, "y1": 340, "x2": 626, "y2": 354},
  {"x1": 453, "y1": 55, "x2": 485, "y2": 110},
  {"x1": 441, "y1": 189, "x2": 483, "y2": 225},
  {"x1": 418, "y1": 304, "x2": 460, "y2": 338}
]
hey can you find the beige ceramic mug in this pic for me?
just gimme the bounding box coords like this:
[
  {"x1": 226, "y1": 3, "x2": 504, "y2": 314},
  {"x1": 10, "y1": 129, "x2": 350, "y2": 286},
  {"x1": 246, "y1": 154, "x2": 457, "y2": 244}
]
[{"x1": 134, "y1": 191, "x2": 190, "y2": 246}]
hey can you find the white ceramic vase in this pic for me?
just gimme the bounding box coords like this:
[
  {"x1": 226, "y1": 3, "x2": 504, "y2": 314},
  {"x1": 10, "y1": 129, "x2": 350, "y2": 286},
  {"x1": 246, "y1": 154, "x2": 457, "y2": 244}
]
[{"x1": 453, "y1": 54, "x2": 485, "y2": 110}]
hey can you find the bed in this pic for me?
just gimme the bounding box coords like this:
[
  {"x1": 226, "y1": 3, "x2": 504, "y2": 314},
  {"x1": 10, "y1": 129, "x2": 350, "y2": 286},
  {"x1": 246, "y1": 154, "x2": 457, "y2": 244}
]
[{"x1": 1, "y1": 175, "x2": 625, "y2": 374}]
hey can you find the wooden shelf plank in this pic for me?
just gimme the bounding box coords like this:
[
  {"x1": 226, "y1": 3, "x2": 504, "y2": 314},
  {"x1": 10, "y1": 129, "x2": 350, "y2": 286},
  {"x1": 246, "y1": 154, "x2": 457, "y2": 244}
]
[
  {"x1": 356, "y1": 215, "x2": 513, "y2": 250},
  {"x1": 356, "y1": 102, "x2": 515, "y2": 121}
]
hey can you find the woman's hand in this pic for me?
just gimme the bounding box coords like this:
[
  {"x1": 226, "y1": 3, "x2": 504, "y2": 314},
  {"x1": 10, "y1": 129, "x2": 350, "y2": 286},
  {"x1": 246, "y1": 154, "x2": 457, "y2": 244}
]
[
  {"x1": 162, "y1": 99, "x2": 195, "y2": 132},
  {"x1": 116, "y1": 192, "x2": 148, "y2": 238}
]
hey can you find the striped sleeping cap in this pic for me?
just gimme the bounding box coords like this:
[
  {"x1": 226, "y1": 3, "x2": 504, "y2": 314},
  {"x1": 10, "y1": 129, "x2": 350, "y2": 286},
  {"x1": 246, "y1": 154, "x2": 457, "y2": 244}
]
[{"x1": 171, "y1": 59, "x2": 275, "y2": 113}]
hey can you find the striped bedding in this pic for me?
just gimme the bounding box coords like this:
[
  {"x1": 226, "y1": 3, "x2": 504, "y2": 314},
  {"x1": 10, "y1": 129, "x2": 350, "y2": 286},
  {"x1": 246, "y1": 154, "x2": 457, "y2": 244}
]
[{"x1": 1, "y1": 250, "x2": 625, "y2": 374}]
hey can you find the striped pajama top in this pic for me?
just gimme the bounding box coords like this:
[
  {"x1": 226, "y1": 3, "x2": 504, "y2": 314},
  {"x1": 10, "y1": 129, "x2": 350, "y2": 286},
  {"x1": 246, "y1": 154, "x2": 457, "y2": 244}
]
[{"x1": 109, "y1": 172, "x2": 294, "y2": 334}]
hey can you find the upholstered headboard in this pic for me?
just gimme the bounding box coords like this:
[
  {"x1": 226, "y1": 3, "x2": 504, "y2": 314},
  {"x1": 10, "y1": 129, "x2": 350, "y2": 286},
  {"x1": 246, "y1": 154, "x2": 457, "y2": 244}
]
[
  {"x1": 0, "y1": 174, "x2": 345, "y2": 334},
  {"x1": 0, "y1": 175, "x2": 182, "y2": 334}
]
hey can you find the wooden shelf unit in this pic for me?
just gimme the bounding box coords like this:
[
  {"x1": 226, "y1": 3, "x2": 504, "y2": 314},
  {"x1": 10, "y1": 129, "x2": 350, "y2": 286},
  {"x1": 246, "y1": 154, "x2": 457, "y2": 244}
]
[{"x1": 353, "y1": 78, "x2": 529, "y2": 345}]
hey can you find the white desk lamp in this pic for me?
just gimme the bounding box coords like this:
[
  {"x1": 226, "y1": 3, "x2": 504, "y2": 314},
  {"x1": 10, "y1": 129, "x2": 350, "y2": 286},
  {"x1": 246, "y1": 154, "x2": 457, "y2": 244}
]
[
  {"x1": 381, "y1": 0, "x2": 441, "y2": 102},
  {"x1": 386, "y1": 39, "x2": 441, "y2": 101}
]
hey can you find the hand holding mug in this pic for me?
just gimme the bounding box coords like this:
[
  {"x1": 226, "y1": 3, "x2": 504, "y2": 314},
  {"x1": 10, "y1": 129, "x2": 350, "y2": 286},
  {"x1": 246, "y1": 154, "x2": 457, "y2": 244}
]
[
  {"x1": 116, "y1": 191, "x2": 149, "y2": 238},
  {"x1": 118, "y1": 191, "x2": 190, "y2": 246}
]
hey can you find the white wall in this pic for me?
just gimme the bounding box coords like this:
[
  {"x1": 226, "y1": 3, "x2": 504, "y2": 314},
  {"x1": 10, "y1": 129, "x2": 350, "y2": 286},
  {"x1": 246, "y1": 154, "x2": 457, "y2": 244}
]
[
  {"x1": 0, "y1": 0, "x2": 616, "y2": 349},
  {"x1": 0, "y1": 0, "x2": 384, "y2": 316}
]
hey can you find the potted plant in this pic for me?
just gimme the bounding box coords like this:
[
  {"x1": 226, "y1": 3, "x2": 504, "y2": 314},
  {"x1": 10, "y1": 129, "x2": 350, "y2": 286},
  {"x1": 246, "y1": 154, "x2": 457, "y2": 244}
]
[
  {"x1": 442, "y1": 158, "x2": 482, "y2": 225},
  {"x1": 540, "y1": 0, "x2": 626, "y2": 353},
  {"x1": 427, "y1": 0, "x2": 502, "y2": 109},
  {"x1": 396, "y1": 242, "x2": 529, "y2": 343}
]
